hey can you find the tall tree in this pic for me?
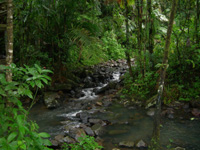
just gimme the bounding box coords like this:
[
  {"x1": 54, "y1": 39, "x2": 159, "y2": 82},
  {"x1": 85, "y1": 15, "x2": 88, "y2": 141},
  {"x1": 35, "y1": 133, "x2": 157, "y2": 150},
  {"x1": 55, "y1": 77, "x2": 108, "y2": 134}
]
[
  {"x1": 147, "y1": 0, "x2": 155, "y2": 69},
  {"x1": 6, "y1": 0, "x2": 13, "y2": 82},
  {"x1": 196, "y1": 0, "x2": 199, "y2": 44},
  {"x1": 136, "y1": 0, "x2": 144, "y2": 76},
  {"x1": 124, "y1": 0, "x2": 134, "y2": 80},
  {"x1": 150, "y1": 0, "x2": 178, "y2": 149}
]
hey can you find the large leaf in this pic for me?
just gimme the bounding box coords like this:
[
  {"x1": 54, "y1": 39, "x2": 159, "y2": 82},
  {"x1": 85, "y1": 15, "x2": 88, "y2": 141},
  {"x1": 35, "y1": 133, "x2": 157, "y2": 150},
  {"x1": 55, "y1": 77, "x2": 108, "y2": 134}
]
[
  {"x1": 38, "y1": 132, "x2": 50, "y2": 138},
  {"x1": 7, "y1": 132, "x2": 18, "y2": 143}
]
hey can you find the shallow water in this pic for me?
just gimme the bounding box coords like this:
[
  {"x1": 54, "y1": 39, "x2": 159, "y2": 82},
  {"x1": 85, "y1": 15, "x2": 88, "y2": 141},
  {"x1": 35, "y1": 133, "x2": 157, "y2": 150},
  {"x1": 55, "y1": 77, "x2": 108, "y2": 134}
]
[
  {"x1": 100, "y1": 104, "x2": 200, "y2": 150},
  {"x1": 29, "y1": 71, "x2": 200, "y2": 149},
  {"x1": 29, "y1": 102, "x2": 200, "y2": 150}
]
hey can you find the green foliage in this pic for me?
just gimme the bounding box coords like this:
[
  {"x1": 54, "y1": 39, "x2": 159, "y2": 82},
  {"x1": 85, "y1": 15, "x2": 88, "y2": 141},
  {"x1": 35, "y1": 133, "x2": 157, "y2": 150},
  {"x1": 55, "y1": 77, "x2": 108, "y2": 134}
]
[
  {"x1": 102, "y1": 30, "x2": 126, "y2": 60},
  {"x1": 62, "y1": 135, "x2": 103, "y2": 150},
  {"x1": 0, "y1": 64, "x2": 53, "y2": 150},
  {"x1": 122, "y1": 70, "x2": 159, "y2": 100}
]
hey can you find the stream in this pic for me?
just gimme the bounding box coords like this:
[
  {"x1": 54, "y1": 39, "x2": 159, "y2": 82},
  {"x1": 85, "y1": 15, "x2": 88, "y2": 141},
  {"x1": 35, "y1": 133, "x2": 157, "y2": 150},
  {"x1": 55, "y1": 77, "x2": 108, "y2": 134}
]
[{"x1": 29, "y1": 71, "x2": 200, "y2": 150}]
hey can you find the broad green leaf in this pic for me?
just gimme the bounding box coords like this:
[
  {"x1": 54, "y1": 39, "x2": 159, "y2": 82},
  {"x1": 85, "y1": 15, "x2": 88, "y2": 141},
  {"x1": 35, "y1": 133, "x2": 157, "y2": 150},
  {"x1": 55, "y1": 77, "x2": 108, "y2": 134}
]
[
  {"x1": 0, "y1": 88, "x2": 6, "y2": 96},
  {"x1": 41, "y1": 69, "x2": 53, "y2": 74},
  {"x1": 18, "y1": 141, "x2": 26, "y2": 150},
  {"x1": 38, "y1": 132, "x2": 50, "y2": 138},
  {"x1": 34, "y1": 64, "x2": 42, "y2": 74},
  {"x1": 7, "y1": 132, "x2": 18, "y2": 143},
  {"x1": 35, "y1": 80, "x2": 43, "y2": 88},
  {"x1": 25, "y1": 89, "x2": 33, "y2": 99},
  {"x1": 42, "y1": 139, "x2": 52, "y2": 146},
  {"x1": 41, "y1": 78, "x2": 48, "y2": 84},
  {"x1": 42, "y1": 75, "x2": 51, "y2": 81}
]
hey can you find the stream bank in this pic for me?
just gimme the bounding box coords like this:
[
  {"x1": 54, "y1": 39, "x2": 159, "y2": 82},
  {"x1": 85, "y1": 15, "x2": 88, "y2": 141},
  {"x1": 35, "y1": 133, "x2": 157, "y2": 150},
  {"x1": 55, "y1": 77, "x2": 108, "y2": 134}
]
[{"x1": 29, "y1": 59, "x2": 200, "y2": 150}]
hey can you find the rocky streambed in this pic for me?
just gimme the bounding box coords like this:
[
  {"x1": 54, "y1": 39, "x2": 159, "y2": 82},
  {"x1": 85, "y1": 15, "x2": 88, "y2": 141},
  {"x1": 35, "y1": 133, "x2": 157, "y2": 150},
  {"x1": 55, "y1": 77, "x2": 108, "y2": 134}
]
[{"x1": 29, "y1": 59, "x2": 200, "y2": 150}]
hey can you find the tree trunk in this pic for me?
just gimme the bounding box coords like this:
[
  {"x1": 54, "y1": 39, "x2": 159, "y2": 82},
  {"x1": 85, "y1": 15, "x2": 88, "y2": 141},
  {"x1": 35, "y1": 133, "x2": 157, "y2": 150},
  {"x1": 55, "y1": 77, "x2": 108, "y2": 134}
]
[
  {"x1": 136, "y1": 0, "x2": 144, "y2": 77},
  {"x1": 6, "y1": 0, "x2": 13, "y2": 82},
  {"x1": 147, "y1": 0, "x2": 155, "y2": 69},
  {"x1": 150, "y1": 0, "x2": 178, "y2": 149},
  {"x1": 196, "y1": 0, "x2": 199, "y2": 44},
  {"x1": 124, "y1": 0, "x2": 134, "y2": 81}
]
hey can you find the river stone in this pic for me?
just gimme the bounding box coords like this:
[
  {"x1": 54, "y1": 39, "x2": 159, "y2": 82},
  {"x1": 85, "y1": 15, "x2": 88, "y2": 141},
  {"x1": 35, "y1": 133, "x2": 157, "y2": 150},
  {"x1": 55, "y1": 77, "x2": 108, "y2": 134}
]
[
  {"x1": 119, "y1": 141, "x2": 134, "y2": 148},
  {"x1": 51, "y1": 140, "x2": 59, "y2": 146},
  {"x1": 63, "y1": 136, "x2": 76, "y2": 144},
  {"x1": 136, "y1": 140, "x2": 147, "y2": 148},
  {"x1": 84, "y1": 127, "x2": 95, "y2": 136},
  {"x1": 89, "y1": 119, "x2": 101, "y2": 124},
  {"x1": 79, "y1": 112, "x2": 90, "y2": 123},
  {"x1": 147, "y1": 108, "x2": 155, "y2": 116},
  {"x1": 44, "y1": 92, "x2": 60, "y2": 109},
  {"x1": 54, "y1": 134, "x2": 64, "y2": 143},
  {"x1": 69, "y1": 128, "x2": 86, "y2": 141},
  {"x1": 91, "y1": 124, "x2": 104, "y2": 136}
]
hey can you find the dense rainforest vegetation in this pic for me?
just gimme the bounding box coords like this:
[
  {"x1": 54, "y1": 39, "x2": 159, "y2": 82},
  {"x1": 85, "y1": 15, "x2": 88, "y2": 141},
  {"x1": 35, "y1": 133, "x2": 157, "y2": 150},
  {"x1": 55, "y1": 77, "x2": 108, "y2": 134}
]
[{"x1": 0, "y1": 0, "x2": 199, "y2": 149}]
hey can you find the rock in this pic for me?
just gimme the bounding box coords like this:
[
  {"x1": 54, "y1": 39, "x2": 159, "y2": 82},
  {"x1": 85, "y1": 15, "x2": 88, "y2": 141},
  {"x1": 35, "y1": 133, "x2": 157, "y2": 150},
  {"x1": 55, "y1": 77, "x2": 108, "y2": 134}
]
[
  {"x1": 54, "y1": 134, "x2": 64, "y2": 143},
  {"x1": 112, "y1": 148, "x2": 120, "y2": 150},
  {"x1": 147, "y1": 108, "x2": 155, "y2": 117},
  {"x1": 89, "y1": 119, "x2": 101, "y2": 124},
  {"x1": 63, "y1": 136, "x2": 76, "y2": 144},
  {"x1": 68, "y1": 128, "x2": 86, "y2": 141},
  {"x1": 84, "y1": 127, "x2": 95, "y2": 136},
  {"x1": 136, "y1": 140, "x2": 147, "y2": 148},
  {"x1": 168, "y1": 113, "x2": 174, "y2": 119},
  {"x1": 174, "y1": 147, "x2": 186, "y2": 150},
  {"x1": 51, "y1": 140, "x2": 59, "y2": 146},
  {"x1": 91, "y1": 124, "x2": 104, "y2": 136},
  {"x1": 79, "y1": 112, "x2": 91, "y2": 123},
  {"x1": 191, "y1": 108, "x2": 200, "y2": 117},
  {"x1": 96, "y1": 101, "x2": 103, "y2": 106},
  {"x1": 95, "y1": 81, "x2": 118, "y2": 94},
  {"x1": 44, "y1": 92, "x2": 60, "y2": 109},
  {"x1": 119, "y1": 141, "x2": 134, "y2": 148}
]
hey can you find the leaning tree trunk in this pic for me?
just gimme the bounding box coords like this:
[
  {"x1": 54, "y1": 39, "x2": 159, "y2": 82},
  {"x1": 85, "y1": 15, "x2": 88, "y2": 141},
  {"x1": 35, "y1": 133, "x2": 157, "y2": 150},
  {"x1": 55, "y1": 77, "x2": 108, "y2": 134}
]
[
  {"x1": 124, "y1": 0, "x2": 134, "y2": 81},
  {"x1": 150, "y1": 0, "x2": 178, "y2": 149},
  {"x1": 6, "y1": 0, "x2": 13, "y2": 82},
  {"x1": 196, "y1": 0, "x2": 199, "y2": 44}
]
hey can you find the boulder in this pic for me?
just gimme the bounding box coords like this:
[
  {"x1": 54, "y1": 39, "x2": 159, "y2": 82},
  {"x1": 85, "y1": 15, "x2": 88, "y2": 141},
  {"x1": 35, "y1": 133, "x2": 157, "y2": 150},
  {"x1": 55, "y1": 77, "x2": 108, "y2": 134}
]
[
  {"x1": 147, "y1": 108, "x2": 155, "y2": 117},
  {"x1": 68, "y1": 128, "x2": 86, "y2": 141},
  {"x1": 119, "y1": 141, "x2": 134, "y2": 148},
  {"x1": 54, "y1": 134, "x2": 64, "y2": 143},
  {"x1": 136, "y1": 140, "x2": 147, "y2": 148},
  {"x1": 91, "y1": 124, "x2": 104, "y2": 136},
  {"x1": 79, "y1": 112, "x2": 91, "y2": 123},
  {"x1": 44, "y1": 92, "x2": 60, "y2": 109},
  {"x1": 89, "y1": 119, "x2": 101, "y2": 124},
  {"x1": 84, "y1": 127, "x2": 95, "y2": 136},
  {"x1": 63, "y1": 136, "x2": 76, "y2": 144},
  {"x1": 95, "y1": 81, "x2": 118, "y2": 94}
]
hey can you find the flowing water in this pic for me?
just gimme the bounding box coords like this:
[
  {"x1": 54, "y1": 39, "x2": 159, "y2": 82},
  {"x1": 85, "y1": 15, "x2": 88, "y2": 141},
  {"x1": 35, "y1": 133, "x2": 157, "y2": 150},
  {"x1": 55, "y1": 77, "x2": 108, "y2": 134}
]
[{"x1": 29, "y1": 71, "x2": 200, "y2": 150}]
